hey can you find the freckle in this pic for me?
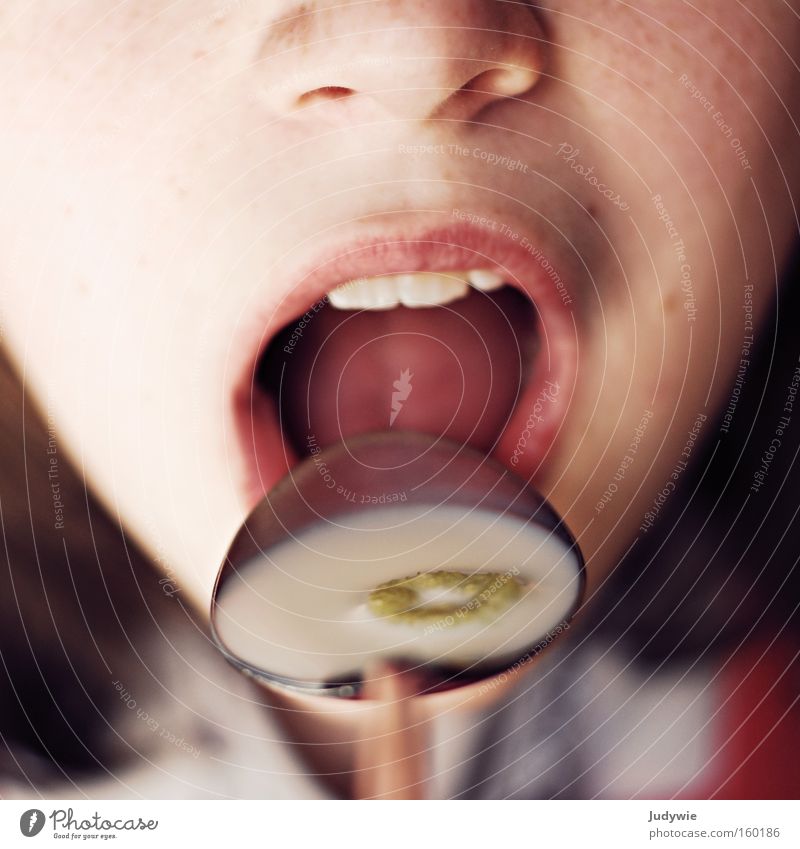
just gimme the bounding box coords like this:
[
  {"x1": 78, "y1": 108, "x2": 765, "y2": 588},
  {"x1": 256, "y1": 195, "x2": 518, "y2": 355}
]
[
  {"x1": 664, "y1": 291, "x2": 680, "y2": 312},
  {"x1": 192, "y1": 50, "x2": 207, "y2": 61}
]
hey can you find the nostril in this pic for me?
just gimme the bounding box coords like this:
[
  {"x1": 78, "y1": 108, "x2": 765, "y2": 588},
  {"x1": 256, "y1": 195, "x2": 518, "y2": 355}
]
[
  {"x1": 462, "y1": 66, "x2": 539, "y2": 99},
  {"x1": 429, "y1": 64, "x2": 541, "y2": 121},
  {"x1": 296, "y1": 85, "x2": 355, "y2": 107}
]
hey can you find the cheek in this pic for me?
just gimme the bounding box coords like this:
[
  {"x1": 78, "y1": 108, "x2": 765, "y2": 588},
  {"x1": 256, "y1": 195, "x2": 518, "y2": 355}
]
[
  {"x1": 0, "y1": 100, "x2": 251, "y2": 612},
  {"x1": 553, "y1": 0, "x2": 800, "y2": 199}
]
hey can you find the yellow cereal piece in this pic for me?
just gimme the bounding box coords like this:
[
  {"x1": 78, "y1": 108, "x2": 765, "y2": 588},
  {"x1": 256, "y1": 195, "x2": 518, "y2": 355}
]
[{"x1": 367, "y1": 569, "x2": 523, "y2": 627}]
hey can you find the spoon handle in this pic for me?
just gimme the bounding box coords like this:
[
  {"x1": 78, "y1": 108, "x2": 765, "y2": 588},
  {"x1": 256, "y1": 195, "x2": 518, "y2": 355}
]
[{"x1": 353, "y1": 663, "x2": 429, "y2": 800}]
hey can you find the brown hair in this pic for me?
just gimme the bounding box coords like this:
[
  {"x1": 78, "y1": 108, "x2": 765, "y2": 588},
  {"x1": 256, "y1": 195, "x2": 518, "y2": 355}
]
[{"x1": 0, "y1": 349, "x2": 183, "y2": 783}]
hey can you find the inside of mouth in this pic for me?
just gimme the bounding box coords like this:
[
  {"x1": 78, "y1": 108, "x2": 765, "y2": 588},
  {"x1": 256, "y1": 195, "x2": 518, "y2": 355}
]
[{"x1": 257, "y1": 282, "x2": 538, "y2": 457}]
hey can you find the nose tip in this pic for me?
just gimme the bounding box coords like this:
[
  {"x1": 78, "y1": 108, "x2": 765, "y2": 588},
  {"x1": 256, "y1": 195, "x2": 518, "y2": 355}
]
[{"x1": 264, "y1": 3, "x2": 547, "y2": 123}]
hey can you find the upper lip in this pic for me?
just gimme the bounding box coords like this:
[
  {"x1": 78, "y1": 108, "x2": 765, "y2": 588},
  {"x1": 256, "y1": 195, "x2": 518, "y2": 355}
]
[{"x1": 229, "y1": 213, "x2": 578, "y2": 502}]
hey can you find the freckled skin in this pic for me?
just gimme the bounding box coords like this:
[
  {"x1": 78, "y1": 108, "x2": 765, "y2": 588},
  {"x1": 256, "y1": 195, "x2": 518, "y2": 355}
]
[{"x1": 0, "y1": 1, "x2": 799, "y2": 609}]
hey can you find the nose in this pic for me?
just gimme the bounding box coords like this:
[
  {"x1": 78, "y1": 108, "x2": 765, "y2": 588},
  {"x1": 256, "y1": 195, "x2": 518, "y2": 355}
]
[{"x1": 263, "y1": 0, "x2": 547, "y2": 123}]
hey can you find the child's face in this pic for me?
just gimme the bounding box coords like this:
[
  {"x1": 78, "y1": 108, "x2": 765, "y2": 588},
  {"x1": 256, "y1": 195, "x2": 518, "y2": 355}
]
[{"x1": 2, "y1": 2, "x2": 799, "y2": 606}]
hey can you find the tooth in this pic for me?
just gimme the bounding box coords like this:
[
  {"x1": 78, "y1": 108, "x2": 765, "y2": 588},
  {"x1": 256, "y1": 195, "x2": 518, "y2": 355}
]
[
  {"x1": 328, "y1": 277, "x2": 399, "y2": 310},
  {"x1": 328, "y1": 270, "x2": 489, "y2": 311},
  {"x1": 466, "y1": 269, "x2": 505, "y2": 291},
  {"x1": 368, "y1": 276, "x2": 402, "y2": 310},
  {"x1": 327, "y1": 278, "x2": 367, "y2": 309},
  {"x1": 397, "y1": 273, "x2": 468, "y2": 308}
]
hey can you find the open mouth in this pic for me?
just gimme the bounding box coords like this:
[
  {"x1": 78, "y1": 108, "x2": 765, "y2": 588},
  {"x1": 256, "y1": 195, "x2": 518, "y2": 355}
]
[
  {"x1": 232, "y1": 221, "x2": 577, "y2": 505},
  {"x1": 218, "y1": 220, "x2": 581, "y2": 690}
]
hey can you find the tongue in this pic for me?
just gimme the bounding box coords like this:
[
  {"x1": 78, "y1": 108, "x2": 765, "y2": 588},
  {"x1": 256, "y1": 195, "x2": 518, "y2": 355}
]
[{"x1": 268, "y1": 287, "x2": 536, "y2": 455}]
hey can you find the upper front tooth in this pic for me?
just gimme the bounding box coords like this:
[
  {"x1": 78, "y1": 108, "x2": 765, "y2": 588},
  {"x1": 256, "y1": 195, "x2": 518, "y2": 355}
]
[
  {"x1": 326, "y1": 269, "x2": 507, "y2": 310},
  {"x1": 363, "y1": 276, "x2": 401, "y2": 310},
  {"x1": 327, "y1": 277, "x2": 398, "y2": 310},
  {"x1": 327, "y1": 272, "x2": 470, "y2": 310},
  {"x1": 396, "y1": 273, "x2": 468, "y2": 307},
  {"x1": 466, "y1": 269, "x2": 505, "y2": 291}
]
